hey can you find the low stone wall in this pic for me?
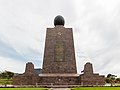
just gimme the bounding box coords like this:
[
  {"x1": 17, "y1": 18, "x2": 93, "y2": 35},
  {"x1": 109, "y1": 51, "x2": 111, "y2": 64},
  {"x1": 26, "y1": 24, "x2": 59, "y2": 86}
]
[
  {"x1": 13, "y1": 74, "x2": 39, "y2": 85},
  {"x1": 13, "y1": 75, "x2": 80, "y2": 85},
  {"x1": 80, "y1": 74, "x2": 105, "y2": 86}
]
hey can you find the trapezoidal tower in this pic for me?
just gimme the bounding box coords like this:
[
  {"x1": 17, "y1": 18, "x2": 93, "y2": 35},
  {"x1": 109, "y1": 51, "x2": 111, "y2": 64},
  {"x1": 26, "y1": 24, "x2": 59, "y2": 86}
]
[{"x1": 42, "y1": 15, "x2": 77, "y2": 74}]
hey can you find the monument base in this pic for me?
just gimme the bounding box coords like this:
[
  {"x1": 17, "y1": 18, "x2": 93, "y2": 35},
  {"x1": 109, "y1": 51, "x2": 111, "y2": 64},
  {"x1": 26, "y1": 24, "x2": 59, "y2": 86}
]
[
  {"x1": 38, "y1": 74, "x2": 80, "y2": 85},
  {"x1": 13, "y1": 73, "x2": 105, "y2": 86},
  {"x1": 13, "y1": 62, "x2": 105, "y2": 86},
  {"x1": 13, "y1": 74, "x2": 80, "y2": 85}
]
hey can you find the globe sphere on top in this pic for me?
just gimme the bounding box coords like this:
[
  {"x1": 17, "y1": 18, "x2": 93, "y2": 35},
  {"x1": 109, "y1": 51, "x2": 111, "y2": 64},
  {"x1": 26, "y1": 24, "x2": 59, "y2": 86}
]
[{"x1": 54, "y1": 15, "x2": 65, "y2": 26}]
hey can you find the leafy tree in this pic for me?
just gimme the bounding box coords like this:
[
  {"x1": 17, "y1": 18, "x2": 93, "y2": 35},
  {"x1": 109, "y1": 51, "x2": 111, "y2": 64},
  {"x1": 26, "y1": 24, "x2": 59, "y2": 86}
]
[
  {"x1": 0, "y1": 71, "x2": 14, "y2": 79},
  {"x1": 106, "y1": 74, "x2": 117, "y2": 86},
  {"x1": 5, "y1": 71, "x2": 14, "y2": 79},
  {"x1": 0, "y1": 71, "x2": 14, "y2": 86}
]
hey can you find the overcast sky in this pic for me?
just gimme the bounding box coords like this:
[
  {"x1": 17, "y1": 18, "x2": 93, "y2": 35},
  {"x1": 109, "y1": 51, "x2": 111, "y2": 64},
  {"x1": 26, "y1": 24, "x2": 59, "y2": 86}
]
[{"x1": 0, "y1": 0, "x2": 120, "y2": 76}]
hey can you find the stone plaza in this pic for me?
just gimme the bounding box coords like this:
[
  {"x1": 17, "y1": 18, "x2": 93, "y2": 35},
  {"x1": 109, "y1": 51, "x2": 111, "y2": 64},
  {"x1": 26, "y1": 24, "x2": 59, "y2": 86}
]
[{"x1": 13, "y1": 15, "x2": 105, "y2": 86}]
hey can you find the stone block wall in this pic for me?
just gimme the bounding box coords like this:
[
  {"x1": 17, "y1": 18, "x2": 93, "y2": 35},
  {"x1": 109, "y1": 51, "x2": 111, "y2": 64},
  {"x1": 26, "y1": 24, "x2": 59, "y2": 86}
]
[
  {"x1": 80, "y1": 62, "x2": 105, "y2": 86},
  {"x1": 13, "y1": 74, "x2": 39, "y2": 85},
  {"x1": 13, "y1": 62, "x2": 39, "y2": 85},
  {"x1": 42, "y1": 26, "x2": 77, "y2": 74},
  {"x1": 38, "y1": 74, "x2": 80, "y2": 85},
  {"x1": 80, "y1": 74, "x2": 105, "y2": 86},
  {"x1": 24, "y1": 62, "x2": 34, "y2": 75}
]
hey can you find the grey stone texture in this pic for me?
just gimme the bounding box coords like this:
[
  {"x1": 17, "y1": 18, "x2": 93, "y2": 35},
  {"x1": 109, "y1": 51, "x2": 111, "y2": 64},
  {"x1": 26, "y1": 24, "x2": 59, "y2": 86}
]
[
  {"x1": 80, "y1": 62, "x2": 105, "y2": 86},
  {"x1": 38, "y1": 74, "x2": 79, "y2": 85},
  {"x1": 13, "y1": 25, "x2": 105, "y2": 86},
  {"x1": 24, "y1": 62, "x2": 35, "y2": 75},
  {"x1": 13, "y1": 75, "x2": 39, "y2": 85},
  {"x1": 42, "y1": 25, "x2": 77, "y2": 74}
]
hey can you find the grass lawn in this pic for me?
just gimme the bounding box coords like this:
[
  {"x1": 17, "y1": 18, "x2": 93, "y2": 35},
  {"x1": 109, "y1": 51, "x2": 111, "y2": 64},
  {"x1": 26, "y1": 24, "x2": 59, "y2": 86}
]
[
  {"x1": 71, "y1": 87, "x2": 120, "y2": 90},
  {"x1": 0, "y1": 88, "x2": 48, "y2": 90}
]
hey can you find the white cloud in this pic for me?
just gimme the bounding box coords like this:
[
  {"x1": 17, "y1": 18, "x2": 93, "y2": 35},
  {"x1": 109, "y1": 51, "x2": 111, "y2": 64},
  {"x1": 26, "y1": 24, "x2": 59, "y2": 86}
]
[{"x1": 0, "y1": 56, "x2": 25, "y2": 73}]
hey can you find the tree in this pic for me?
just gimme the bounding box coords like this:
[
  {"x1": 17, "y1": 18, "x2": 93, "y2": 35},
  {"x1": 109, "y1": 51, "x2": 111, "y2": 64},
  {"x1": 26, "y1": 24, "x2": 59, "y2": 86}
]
[
  {"x1": 106, "y1": 74, "x2": 117, "y2": 86},
  {"x1": 5, "y1": 71, "x2": 14, "y2": 79},
  {"x1": 0, "y1": 71, "x2": 14, "y2": 86},
  {"x1": 1, "y1": 71, "x2": 14, "y2": 79}
]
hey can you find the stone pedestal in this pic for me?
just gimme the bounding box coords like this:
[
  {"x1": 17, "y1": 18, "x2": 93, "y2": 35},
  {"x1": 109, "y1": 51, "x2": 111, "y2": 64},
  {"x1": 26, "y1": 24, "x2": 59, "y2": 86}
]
[{"x1": 38, "y1": 74, "x2": 79, "y2": 85}]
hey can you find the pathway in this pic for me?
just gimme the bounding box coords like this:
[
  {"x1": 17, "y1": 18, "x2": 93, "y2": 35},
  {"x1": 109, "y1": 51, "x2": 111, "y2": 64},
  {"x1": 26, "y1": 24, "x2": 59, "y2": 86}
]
[{"x1": 49, "y1": 88, "x2": 70, "y2": 90}]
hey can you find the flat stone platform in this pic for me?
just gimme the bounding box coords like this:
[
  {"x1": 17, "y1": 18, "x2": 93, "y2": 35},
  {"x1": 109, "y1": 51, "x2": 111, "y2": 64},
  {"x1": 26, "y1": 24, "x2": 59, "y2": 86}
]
[{"x1": 39, "y1": 74, "x2": 79, "y2": 77}]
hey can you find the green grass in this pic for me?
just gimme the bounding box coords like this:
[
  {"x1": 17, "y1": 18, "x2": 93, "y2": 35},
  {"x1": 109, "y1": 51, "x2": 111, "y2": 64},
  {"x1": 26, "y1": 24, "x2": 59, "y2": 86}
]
[
  {"x1": 0, "y1": 88, "x2": 48, "y2": 90},
  {"x1": 71, "y1": 87, "x2": 120, "y2": 90}
]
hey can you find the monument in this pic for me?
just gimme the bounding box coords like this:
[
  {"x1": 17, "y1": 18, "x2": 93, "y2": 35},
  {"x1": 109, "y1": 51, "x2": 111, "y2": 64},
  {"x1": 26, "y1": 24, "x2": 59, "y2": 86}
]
[
  {"x1": 13, "y1": 15, "x2": 105, "y2": 86},
  {"x1": 42, "y1": 15, "x2": 77, "y2": 74}
]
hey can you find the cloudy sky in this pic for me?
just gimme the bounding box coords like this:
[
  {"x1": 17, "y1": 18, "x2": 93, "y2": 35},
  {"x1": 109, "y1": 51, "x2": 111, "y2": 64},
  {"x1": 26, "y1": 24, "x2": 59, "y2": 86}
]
[{"x1": 0, "y1": 0, "x2": 120, "y2": 76}]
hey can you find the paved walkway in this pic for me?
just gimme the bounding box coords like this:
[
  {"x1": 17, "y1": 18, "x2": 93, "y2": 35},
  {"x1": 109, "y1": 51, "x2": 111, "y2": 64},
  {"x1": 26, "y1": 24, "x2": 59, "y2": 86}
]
[{"x1": 49, "y1": 88, "x2": 70, "y2": 90}]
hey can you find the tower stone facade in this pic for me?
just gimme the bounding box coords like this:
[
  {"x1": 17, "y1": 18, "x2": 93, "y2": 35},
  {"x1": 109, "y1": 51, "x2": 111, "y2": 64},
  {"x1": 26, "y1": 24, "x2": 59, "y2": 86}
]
[
  {"x1": 38, "y1": 25, "x2": 79, "y2": 85},
  {"x1": 42, "y1": 26, "x2": 77, "y2": 74}
]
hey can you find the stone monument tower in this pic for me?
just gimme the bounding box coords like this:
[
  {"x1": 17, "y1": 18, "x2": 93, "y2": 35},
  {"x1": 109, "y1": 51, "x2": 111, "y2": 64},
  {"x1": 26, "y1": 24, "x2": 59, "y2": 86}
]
[
  {"x1": 38, "y1": 15, "x2": 79, "y2": 85},
  {"x1": 42, "y1": 15, "x2": 77, "y2": 74}
]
